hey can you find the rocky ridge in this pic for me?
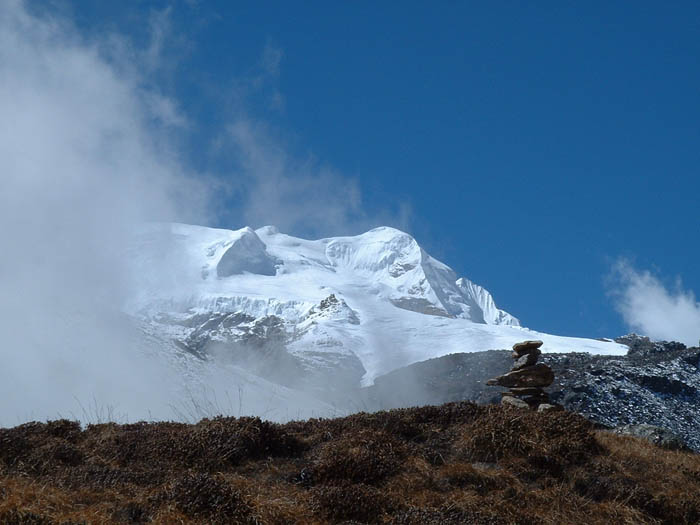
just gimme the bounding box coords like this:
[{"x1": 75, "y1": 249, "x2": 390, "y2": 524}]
[
  {"x1": 544, "y1": 334, "x2": 700, "y2": 450},
  {"x1": 361, "y1": 335, "x2": 700, "y2": 451}
]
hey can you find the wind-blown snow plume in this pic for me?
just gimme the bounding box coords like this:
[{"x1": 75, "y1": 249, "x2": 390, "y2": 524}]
[
  {"x1": 0, "y1": 1, "x2": 211, "y2": 423},
  {"x1": 610, "y1": 260, "x2": 700, "y2": 347}
]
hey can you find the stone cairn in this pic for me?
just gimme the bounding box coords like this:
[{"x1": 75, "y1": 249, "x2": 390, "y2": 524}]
[{"x1": 486, "y1": 340, "x2": 557, "y2": 411}]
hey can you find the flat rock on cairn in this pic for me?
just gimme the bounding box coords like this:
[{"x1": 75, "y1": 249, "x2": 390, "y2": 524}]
[{"x1": 487, "y1": 340, "x2": 559, "y2": 411}]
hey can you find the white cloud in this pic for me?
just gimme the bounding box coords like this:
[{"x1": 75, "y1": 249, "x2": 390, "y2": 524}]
[
  {"x1": 0, "y1": 0, "x2": 212, "y2": 423},
  {"x1": 228, "y1": 119, "x2": 365, "y2": 235},
  {"x1": 260, "y1": 41, "x2": 283, "y2": 78},
  {"x1": 225, "y1": 119, "x2": 411, "y2": 237},
  {"x1": 0, "y1": 1, "x2": 411, "y2": 424},
  {"x1": 610, "y1": 260, "x2": 700, "y2": 347}
]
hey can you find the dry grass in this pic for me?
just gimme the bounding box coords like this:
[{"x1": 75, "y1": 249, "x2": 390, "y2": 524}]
[{"x1": 1, "y1": 402, "x2": 699, "y2": 524}]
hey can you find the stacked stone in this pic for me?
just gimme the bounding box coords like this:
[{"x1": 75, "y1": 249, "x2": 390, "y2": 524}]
[{"x1": 486, "y1": 340, "x2": 555, "y2": 411}]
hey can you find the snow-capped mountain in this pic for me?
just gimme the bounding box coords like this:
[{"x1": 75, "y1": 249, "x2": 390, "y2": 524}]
[{"x1": 127, "y1": 223, "x2": 626, "y2": 409}]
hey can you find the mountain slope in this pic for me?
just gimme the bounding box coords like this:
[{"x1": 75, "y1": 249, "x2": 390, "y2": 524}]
[
  {"x1": 360, "y1": 336, "x2": 700, "y2": 451},
  {"x1": 127, "y1": 223, "x2": 626, "y2": 404}
]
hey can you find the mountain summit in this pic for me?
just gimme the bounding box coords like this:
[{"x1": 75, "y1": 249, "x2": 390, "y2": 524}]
[
  {"x1": 132, "y1": 223, "x2": 518, "y2": 325},
  {"x1": 129, "y1": 223, "x2": 626, "y2": 416}
]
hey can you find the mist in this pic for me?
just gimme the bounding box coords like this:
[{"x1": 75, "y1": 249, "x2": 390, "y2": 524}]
[
  {"x1": 0, "y1": 1, "x2": 382, "y2": 425},
  {"x1": 0, "y1": 1, "x2": 214, "y2": 424}
]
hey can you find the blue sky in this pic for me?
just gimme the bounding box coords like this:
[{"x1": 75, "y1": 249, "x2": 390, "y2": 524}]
[{"x1": 30, "y1": 1, "x2": 700, "y2": 340}]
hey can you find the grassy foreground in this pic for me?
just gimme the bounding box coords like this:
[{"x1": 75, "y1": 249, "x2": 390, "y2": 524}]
[{"x1": 1, "y1": 402, "x2": 699, "y2": 524}]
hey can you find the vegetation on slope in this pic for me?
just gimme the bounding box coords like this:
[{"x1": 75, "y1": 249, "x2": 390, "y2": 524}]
[{"x1": 1, "y1": 402, "x2": 699, "y2": 524}]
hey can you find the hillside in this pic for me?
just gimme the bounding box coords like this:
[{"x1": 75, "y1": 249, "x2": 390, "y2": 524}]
[
  {"x1": 1, "y1": 402, "x2": 699, "y2": 524},
  {"x1": 360, "y1": 335, "x2": 700, "y2": 451}
]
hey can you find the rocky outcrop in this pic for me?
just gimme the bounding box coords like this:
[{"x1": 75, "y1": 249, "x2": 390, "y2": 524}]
[
  {"x1": 359, "y1": 335, "x2": 700, "y2": 451},
  {"x1": 543, "y1": 335, "x2": 700, "y2": 451},
  {"x1": 216, "y1": 228, "x2": 279, "y2": 277},
  {"x1": 162, "y1": 295, "x2": 366, "y2": 395}
]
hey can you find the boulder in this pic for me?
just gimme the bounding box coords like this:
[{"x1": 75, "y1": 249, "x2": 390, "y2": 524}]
[
  {"x1": 507, "y1": 386, "x2": 546, "y2": 396},
  {"x1": 486, "y1": 364, "x2": 554, "y2": 388},
  {"x1": 512, "y1": 340, "x2": 544, "y2": 357},
  {"x1": 501, "y1": 396, "x2": 529, "y2": 409}
]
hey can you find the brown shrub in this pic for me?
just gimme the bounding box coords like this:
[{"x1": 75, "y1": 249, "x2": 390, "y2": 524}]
[
  {"x1": 196, "y1": 416, "x2": 305, "y2": 462},
  {"x1": 456, "y1": 406, "x2": 600, "y2": 473},
  {"x1": 87, "y1": 416, "x2": 304, "y2": 472},
  {"x1": 309, "y1": 483, "x2": 392, "y2": 523},
  {"x1": 296, "y1": 402, "x2": 484, "y2": 440},
  {"x1": 391, "y1": 505, "x2": 505, "y2": 525},
  {"x1": 58, "y1": 462, "x2": 164, "y2": 489},
  {"x1": 311, "y1": 429, "x2": 405, "y2": 485},
  {"x1": 585, "y1": 432, "x2": 700, "y2": 524},
  {"x1": 84, "y1": 421, "x2": 190, "y2": 468},
  {"x1": 111, "y1": 501, "x2": 150, "y2": 523},
  {"x1": 164, "y1": 472, "x2": 252, "y2": 524},
  {"x1": 439, "y1": 462, "x2": 507, "y2": 494},
  {"x1": 0, "y1": 508, "x2": 54, "y2": 525},
  {"x1": 0, "y1": 420, "x2": 85, "y2": 478},
  {"x1": 1, "y1": 402, "x2": 700, "y2": 524},
  {"x1": 43, "y1": 420, "x2": 83, "y2": 442}
]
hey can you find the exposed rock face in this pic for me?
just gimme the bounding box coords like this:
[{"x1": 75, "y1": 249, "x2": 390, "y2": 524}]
[
  {"x1": 159, "y1": 294, "x2": 366, "y2": 394},
  {"x1": 319, "y1": 294, "x2": 340, "y2": 310},
  {"x1": 616, "y1": 334, "x2": 688, "y2": 359},
  {"x1": 216, "y1": 228, "x2": 279, "y2": 277},
  {"x1": 543, "y1": 335, "x2": 700, "y2": 451},
  {"x1": 173, "y1": 312, "x2": 305, "y2": 387}
]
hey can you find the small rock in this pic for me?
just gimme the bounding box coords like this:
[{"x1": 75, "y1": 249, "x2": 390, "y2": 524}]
[
  {"x1": 537, "y1": 403, "x2": 559, "y2": 412},
  {"x1": 512, "y1": 340, "x2": 544, "y2": 357},
  {"x1": 486, "y1": 363, "x2": 554, "y2": 388},
  {"x1": 507, "y1": 387, "x2": 546, "y2": 396},
  {"x1": 501, "y1": 396, "x2": 529, "y2": 409},
  {"x1": 512, "y1": 349, "x2": 541, "y2": 370}
]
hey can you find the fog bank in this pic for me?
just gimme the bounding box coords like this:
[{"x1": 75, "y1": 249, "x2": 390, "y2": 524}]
[{"x1": 0, "y1": 1, "x2": 211, "y2": 423}]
